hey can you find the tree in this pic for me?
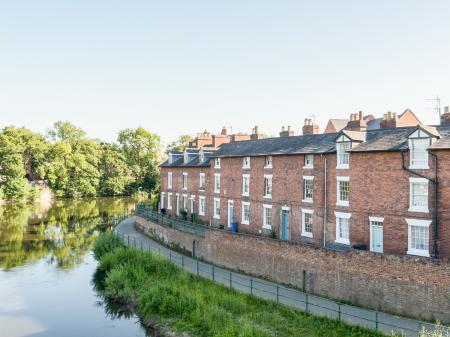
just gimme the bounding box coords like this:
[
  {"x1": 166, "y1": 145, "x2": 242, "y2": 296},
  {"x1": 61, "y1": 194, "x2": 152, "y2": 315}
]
[
  {"x1": 166, "y1": 134, "x2": 194, "y2": 154},
  {"x1": 117, "y1": 127, "x2": 162, "y2": 193},
  {"x1": 98, "y1": 143, "x2": 132, "y2": 196},
  {"x1": 45, "y1": 122, "x2": 100, "y2": 198}
]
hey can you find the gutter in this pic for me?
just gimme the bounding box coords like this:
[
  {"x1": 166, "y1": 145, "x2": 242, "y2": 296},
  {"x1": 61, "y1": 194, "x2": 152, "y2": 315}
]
[{"x1": 400, "y1": 151, "x2": 439, "y2": 258}]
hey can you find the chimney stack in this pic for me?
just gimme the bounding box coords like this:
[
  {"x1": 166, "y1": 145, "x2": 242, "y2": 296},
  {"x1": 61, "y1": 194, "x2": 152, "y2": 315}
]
[
  {"x1": 250, "y1": 125, "x2": 265, "y2": 140},
  {"x1": 302, "y1": 118, "x2": 319, "y2": 135},
  {"x1": 380, "y1": 111, "x2": 398, "y2": 129},
  {"x1": 346, "y1": 111, "x2": 367, "y2": 131},
  {"x1": 279, "y1": 125, "x2": 295, "y2": 137},
  {"x1": 440, "y1": 106, "x2": 450, "y2": 125}
]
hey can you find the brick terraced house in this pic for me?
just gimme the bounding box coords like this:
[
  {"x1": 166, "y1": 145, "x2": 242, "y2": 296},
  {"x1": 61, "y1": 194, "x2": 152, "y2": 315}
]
[{"x1": 160, "y1": 109, "x2": 450, "y2": 259}]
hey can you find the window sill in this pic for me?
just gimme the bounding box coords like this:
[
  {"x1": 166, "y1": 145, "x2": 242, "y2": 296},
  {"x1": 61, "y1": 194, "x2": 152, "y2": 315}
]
[
  {"x1": 199, "y1": 213, "x2": 205, "y2": 216},
  {"x1": 262, "y1": 224, "x2": 272, "y2": 230},
  {"x1": 214, "y1": 190, "x2": 221, "y2": 194},
  {"x1": 301, "y1": 232, "x2": 313, "y2": 238},
  {"x1": 407, "y1": 249, "x2": 430, "y2": 257},
  {"x1": 409, "y1": 165, "x2": 429, "y2": 170},
  {"x1": 336, "y1": 201, "x2": 349, "y2": 207},
  {"x1": 167, "y1": 207, "x2": 172, "y2": 210},
  {"x1": 242, "y1": 193, "x2": 249, "y2": 197},
  {"x1": 213, "y1": 215, "x2": 220, "y2": 220},
  {"x1": 241, "y1": 221, "x2": 249, "y2": 225},
  {"x1": 336, "y1": 165, "x2": 349, "y2": 170},
  {"x1": 408, "y1": 207, "x2": 429, "y2": 213},
  {"x1": 335, "y1": 238, "x2": 350, "y2": 245},
  {"x1": 264, "y1": 166, "x2": 273, "y2": 169},
  {"x1": 303, "y1": 166, "x2": 314, "y2": 170},
  {"x1": 302, "y1": 199, "x2": 313, "y2": 203},
  {"x1": 263, "y1": 195, "x2": 272, "y2": 199},
  {"x1": 242, "y1": 166, "x2": 250, "y2": 169}
]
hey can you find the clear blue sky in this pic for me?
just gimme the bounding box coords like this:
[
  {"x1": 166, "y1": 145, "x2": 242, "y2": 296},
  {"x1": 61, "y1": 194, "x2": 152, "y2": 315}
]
[{"x1": 1, "y1": 1, "x2": 449, "y2": 145}]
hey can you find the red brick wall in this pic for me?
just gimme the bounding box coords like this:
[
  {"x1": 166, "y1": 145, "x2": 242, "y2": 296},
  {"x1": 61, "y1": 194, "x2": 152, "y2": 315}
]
[{"x1": 136, "y1": 217, "x2": 450, "y2": 323}]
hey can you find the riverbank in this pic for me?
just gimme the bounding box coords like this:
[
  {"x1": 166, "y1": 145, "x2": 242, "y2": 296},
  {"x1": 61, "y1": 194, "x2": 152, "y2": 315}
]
[{"x1": 93, "y1": 232, "x2": 394, "y2": 337}]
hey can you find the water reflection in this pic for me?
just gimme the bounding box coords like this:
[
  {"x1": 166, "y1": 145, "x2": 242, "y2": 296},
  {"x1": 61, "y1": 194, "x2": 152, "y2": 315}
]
[{"x1": 0, "y1": 197, "x2": 136, "y2": 271}]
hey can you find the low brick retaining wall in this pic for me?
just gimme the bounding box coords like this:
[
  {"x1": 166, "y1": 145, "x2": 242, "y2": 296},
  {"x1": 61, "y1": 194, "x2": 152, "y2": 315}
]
[{"x1": 135, "y1": 216, "x2": 450, "y2": 323}]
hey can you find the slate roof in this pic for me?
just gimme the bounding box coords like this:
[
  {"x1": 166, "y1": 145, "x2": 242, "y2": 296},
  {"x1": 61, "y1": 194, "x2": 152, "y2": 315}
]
[
  {"x1": 428, "y1": 125, "x2": 450, "y2": 150},
  {"x1": 349, "y1": 127, "x2": 413, "y2": 152},
  {"x1": 212, "y1": 133, "x2": 338, "y2": 158},
  {"x1": 160, "y1": 149, "x2": 217, "y2": 167}
]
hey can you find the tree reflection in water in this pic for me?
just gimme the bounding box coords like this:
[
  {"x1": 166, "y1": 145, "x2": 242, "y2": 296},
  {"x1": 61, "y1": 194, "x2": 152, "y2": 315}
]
[{"x1": 0, "y1": 197, "x2": 138, "y2": 271}]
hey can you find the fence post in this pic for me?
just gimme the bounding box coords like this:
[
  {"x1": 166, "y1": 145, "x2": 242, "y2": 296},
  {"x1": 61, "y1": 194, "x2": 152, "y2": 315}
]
[
  {"x1": 158, "y1": 247, "x2": 161, "y2": 256},
  {"x1": 229, "y1": 272, "x2": 232, "y2": 288},
  {"x1": 140, "y1": 240, "x2": 143, "y2": 251},
  {"x1": 127, "y1": 235, "x2": 130, "y2": 246},
  {"x1": 305, "y1": 294, "x2": 309, "y2": 312},
  {"x1": 276, "y1": 284, "x2": 280, "y2": 303},
  {"x1": 169, "y1": 251, "x2": 172, "y2": 261},
  {"x1": 134, "y1": 237, "x2": 136, "y2": 247},
  {"x1": 182, "y1": 255, "x2": 184, "y2": 269},
  {"x1": 212, "y1": 266, "x2": 215, "y2": 281},
  {"x1": 338, "y1": 302, "x2": 341, "y2": 320},
  {"x1": 250, "y1": 278, "x2": 253, "y2": 295},
  {"x1": 197, "y1": 260, "x2": 199, "y2": 276},
  {"x1": 375, "y1": 311, "x2": 379, "y2": 330}
]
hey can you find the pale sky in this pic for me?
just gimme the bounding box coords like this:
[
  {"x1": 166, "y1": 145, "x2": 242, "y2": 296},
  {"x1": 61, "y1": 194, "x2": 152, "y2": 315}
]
[{"x1": 1, "y1": 1, "x2": 449, "y2": 145}]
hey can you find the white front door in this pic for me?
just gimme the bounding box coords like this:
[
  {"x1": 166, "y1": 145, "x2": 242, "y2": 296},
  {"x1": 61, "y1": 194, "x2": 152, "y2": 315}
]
[
  {"x1": 176, "y1": 195, "x2": 180, "y2": 216},
  {"x1": 370, "y1": 224, "x2": 383, "y2": 253},
  {"x1": 190, "y1": 198, "x2": 194, "y2": 214},
  {"x1": 227, "y1": 200, "x2": 233, "y2": 227}
]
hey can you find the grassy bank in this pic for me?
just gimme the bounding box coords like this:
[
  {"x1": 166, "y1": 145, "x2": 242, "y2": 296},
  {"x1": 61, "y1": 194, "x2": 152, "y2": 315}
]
[{"x1": 93, "y1": 233, "x2": 396, "y2": 337}]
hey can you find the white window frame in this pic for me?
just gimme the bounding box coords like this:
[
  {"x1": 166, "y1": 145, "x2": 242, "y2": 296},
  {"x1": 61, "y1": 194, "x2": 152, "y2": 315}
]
[
  {"x1": 409, "y1": 177, "x2": 429, "y2": 213},
  {"x1": 243, "y1": 156, "x2": 251, "y2": 169},
  {"x1": 262, "y1": 204, "x2": 272, "y2": 229},
  {"x1": 183, "y1": 151, "x2": 189, "y2": 164},
  {"x1": 335, "y1": 211, "x2": 351, "y2": 245},
  {"x1": 242, "y1": 174, "x2": 250, "y2": 196},
  {"x1": 336, "y1": 139, "x2": 351, "y2": 169},
  {"x1": 199, "y1": 173, "x2": 206, "y2": 189},
  {"x1": 301, "y1": 208, "x2": 314, "y2": 238},
  {"x1": 303, "y1": 154, "x2": 314, "y2": 169},
  {"x1": 302, "y1": 176, "x2": 314, "y2": 203},
  {"x1": 198, "y1": 196, "x2": 205, "y2": 216},
  {"x1": 336, "y1": 176, "x2": 350, "y2": 207},
  {"x1": 190, "y1": 195, "x2": 195, "y2": 213},
  {"x1": 263, "y1": 174, "x2": 272, "y2": 198},
  {"x1": 213, "y1": 197, "x2": 221, "y2": 219},
  {"x1": 406, "y1": 218, "x2": 431, "y2": 257},
  {"x1": 214, "y1": 173, "x2": 221, "y2": 193},
  {"x1": 182, "y1": 172, "x2": 188, "y2": 190},
  {"x1": 264, "y1": 155, "x2": 273, "y2": 168},
  {"x1": 214, "y1": 158, "x2": 221, "y2": 169},
  {"x1": 199, "y1": 150, "x2": 205, "y2": 163},
  {"x1": 160, "y1": 192, "x2": 165, "y2": 209},
  {"x1": 241, "y1": 201, "x2": 250, "y2": 225},
  {"x1": 409, "y1": 134, "x2": 430, "y2": 169},
  {"x1": 168, "y1": 172, "x2": 173, "y2": 189},
  {"x1": 167, "y1": 192, "x2": 172, "y2": 209},
  {"x1": 175, "y1": 193, "x2": 180, "y2": 216}
]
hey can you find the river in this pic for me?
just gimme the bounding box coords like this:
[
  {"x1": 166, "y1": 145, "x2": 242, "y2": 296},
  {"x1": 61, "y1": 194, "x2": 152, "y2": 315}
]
[{"x1": 0, "y1": 197, "x2": 151, "y2": 337}]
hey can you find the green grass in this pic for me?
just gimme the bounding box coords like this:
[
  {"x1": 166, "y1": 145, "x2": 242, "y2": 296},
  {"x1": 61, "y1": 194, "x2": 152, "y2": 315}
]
[{"x1": 93, "y1": 233, "x2": 396, "y2": 337}]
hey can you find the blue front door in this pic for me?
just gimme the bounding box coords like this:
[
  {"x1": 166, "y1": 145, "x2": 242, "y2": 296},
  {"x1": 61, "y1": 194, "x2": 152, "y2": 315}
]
[{"x1": 282, "y1": 209, "x2": 289, "y2": 240}]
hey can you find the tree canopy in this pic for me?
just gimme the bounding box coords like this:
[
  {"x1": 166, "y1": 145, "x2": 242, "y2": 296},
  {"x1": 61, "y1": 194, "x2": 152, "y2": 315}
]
[{"x1": 0, "y1": 122, "x2": 163, "y2": 201}]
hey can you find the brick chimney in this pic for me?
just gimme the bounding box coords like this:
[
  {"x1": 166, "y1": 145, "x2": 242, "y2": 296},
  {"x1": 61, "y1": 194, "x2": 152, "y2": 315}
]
[
  {"x1": 189, "y1": 130, "x2": 213, "y2": 148},
  {"x1": 380, "y1": 111, "x2": 398, "y2": 129},
  {"x1": 250, "y1": 126, "x2": 265, "y2": 140},
  {"x1": 279, "y1": 126, "x2": 295, "y2": 137},
  {"x1": 441, "y1": 106, "x2": 450, "y2": 125},
  {"x1": 302, "y1": 119, "x2": 319, "y2": 135},
  {"x1": 231, "y1": 132, "x2": 251, "y2": 142},
  {"x1": 346, "y1": 111, "x2": 367, "y2": 131}
]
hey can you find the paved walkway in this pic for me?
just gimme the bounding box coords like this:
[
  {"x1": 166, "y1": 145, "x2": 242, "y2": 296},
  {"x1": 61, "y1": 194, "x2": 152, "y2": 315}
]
[{"x1": 115, "y1": 217, "x2": 442, "y2": 337}]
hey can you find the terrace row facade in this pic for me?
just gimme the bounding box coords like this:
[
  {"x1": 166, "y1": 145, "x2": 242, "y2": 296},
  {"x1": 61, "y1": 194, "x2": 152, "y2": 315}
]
[{"x1": 160, "y1": 113, "x2": 450, "y2": 259}]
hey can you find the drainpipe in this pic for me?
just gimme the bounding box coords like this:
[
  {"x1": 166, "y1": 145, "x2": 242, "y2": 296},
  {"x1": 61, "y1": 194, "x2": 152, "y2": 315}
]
[
  {"x1": 401, "y1": 151, "x2": 439, "y2": 258},
  {"x1": 321, "y1": 154, "x2": 328, "y2": 248}
]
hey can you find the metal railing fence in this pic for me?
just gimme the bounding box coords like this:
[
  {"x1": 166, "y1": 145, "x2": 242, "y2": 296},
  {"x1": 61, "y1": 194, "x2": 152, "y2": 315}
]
[
  {"x1": 136, "y1": 204, "x2": 205, "y2": 236},
  {"x1": 113, "y1": 229, "x2": 448, "y2": 337}
]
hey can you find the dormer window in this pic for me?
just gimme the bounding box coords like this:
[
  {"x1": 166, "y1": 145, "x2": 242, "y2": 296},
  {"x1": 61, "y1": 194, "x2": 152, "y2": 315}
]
[
  {"x1": 264, "y1": 156, "x2": 273, "y2": 168},
  {"x1": 199, "y1": 150, "x2": 205, "y2": 162},
  {"x1": 408, "y1": 127, "x2": 439, "y2": 170},
  {"x1": 215, "y1": 158, "x2": 221, "y2": 169},
  {"x1": 336, "y1": 135, "x2": 351, "y2": 169},
  {"x1": 183, "y1": 151, "x2": 189, "y2": 164},
  {"x1": 243, "y1": 156, "x2": 250, "y2": 169}
]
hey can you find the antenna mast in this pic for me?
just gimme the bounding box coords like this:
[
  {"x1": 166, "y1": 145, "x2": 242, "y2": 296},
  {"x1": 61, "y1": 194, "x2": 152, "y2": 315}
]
[{"x1": 426, "y1": 96, "x2": 441, "y2": 117}]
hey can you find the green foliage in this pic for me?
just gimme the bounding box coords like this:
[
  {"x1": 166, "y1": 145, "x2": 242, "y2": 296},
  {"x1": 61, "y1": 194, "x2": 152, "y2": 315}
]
[
  {"x1": 93, "y1": 238, "x2": 392, "y2": 337},
  {"x1": 0, "y1": 122, "x2": 161, "y2": 200},
  {"x1": 92, "y1": 233, "x2": 124, "y2": 260},
  {"x1": 166, "y1": 134, "x2": 194, "y2": 154}
]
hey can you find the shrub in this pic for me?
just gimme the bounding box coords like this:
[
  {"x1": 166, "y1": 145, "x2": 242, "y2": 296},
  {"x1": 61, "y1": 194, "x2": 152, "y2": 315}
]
[
  {"x1": 420, "y1": 323, "x2": 450, "y2": 337},
  {"x1": 93, "y1": 233, "x2": 124, "y2": 260}
]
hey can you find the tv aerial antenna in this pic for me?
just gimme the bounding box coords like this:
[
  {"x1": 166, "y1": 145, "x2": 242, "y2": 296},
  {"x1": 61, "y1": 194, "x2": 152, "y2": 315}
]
[{"x1": 426, "y1": 96, "x2": 441, "y2": 117}]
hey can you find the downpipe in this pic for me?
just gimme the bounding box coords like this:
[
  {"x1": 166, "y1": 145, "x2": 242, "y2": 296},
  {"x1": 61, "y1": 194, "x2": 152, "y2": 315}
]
[{"x1": 321, "y1": 154, "x2": 327, "y2": 248}]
